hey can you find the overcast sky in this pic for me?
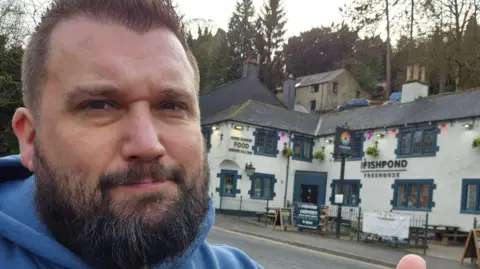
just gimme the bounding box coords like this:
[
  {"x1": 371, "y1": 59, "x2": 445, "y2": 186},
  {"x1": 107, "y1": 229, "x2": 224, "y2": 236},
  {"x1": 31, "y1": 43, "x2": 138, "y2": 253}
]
[
  {"x1": 31, "y1": 0, "x2": 347, "y2": 39},
  {"x1": 173, "y1": 0, "x2": 346, "y2": 38}
]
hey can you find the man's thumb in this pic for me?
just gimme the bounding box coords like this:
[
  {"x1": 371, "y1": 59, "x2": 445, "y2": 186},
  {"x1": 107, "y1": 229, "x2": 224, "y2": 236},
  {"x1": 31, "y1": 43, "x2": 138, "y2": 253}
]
[{"x1": 396, "y1": 254, "x2": 427, "y2": 269}]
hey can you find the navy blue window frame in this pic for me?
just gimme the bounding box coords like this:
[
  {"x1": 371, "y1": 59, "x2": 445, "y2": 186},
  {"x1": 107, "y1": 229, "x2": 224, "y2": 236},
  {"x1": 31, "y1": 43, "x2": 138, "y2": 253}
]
[
  {"x1": 248, "y1": 173, "x2": 277, "y2": 200},
  {"x1": 394, "y1": 125, "x2": 440, "y2": 158},
  {"x1": 391, "y1": 179, "x2": 436, "y2": 212},
  {"x1": 329, "y1": 180, "x2": 362, "y2": 207},
  {"x1": 461, "y1": 179, "x2": 480, "y2": 214},
  {"x1": 201, "y1": 127, "x2": 212, "y2": 152},
  {"x1": 215, "y1": 170, "x2": 241, "y2": 198},
  {"x1": 252, "y1": 129, "x2": 279, "y2": 157},
  {"x1": 334, "y1": 132, "x2": 365, "y2": 162},
  {"x1": 292, "y1": 135, "x2": 314, "y2": 162}
]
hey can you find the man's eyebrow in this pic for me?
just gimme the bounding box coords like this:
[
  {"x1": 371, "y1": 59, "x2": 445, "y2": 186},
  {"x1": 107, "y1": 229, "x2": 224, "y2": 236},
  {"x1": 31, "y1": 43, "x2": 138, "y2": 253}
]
[
  {"x1": 65, "y1": 84, "x2": 125, "y2": 106},
  {"x1": 161, "y1": 88, "x2": 194, "y2": 101},
  {"x1": 65, "y1": 84, "x2": 194, "y2": 106}
]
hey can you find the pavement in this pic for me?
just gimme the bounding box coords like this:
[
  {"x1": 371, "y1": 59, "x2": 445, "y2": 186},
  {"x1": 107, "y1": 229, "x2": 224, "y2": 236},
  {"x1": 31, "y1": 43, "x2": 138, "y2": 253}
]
[
  {"x1": 213, "y1": 214, "x2": 477, "y2": 269},
  {"x1": 207, "y1": 227, "x2": 389, "y2": 269}
]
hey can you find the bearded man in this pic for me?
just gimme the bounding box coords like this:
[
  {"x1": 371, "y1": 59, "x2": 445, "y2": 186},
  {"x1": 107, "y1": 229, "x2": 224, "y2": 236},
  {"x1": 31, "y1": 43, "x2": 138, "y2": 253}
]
[{"x1": 0, "y1": 0, "x2": 426, "y2": 268}]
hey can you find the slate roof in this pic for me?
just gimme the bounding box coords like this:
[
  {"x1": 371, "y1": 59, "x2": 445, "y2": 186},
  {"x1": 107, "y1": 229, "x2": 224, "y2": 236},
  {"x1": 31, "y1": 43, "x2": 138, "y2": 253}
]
[
  {"x1": 296, "y1": 69, "x2": 346, "y2": 88},
  {"x1": 199, "y1": 77, "x2": 286, "y2": 119},
  {"x1": 202, "y1": 99, "x2": 319, "y2": 135},
  {"x1": 201, "y1": 88, "x2": 480, "y2": 137},
  {"x1": 316, "y1": 88, "x2": 480, "y2": 136}
]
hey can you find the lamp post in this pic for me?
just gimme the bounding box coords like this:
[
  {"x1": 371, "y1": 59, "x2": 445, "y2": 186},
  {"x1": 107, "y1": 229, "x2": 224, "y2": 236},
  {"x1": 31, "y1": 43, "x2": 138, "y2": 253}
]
[{"x1": 245, "y1": 162, "x2": 256, "y2": 177}]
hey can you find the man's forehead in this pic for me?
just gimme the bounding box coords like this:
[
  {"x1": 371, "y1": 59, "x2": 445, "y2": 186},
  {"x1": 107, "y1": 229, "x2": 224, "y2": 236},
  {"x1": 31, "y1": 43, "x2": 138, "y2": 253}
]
[{"x1": 45, "y1": 16, "x2": 196, "y2": 97}]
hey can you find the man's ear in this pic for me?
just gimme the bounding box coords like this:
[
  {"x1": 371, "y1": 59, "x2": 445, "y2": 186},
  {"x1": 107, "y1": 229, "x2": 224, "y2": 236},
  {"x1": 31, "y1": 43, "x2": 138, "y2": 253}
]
[{"x1": 12, "y1": 107, "x2": 36, "y2": 172}]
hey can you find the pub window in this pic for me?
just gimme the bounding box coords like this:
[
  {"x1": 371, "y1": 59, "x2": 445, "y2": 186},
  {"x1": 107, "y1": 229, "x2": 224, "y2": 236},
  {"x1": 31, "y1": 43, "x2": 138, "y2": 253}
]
[
  {"x1": 292, "y1": 135, "x2": 314, "y2": 162},
  {"x1": 391, "y1": 179, "x2": 436, "y2": 211},
  {"x1": 461, "y1": 179, "x2": 480, "y2": 214},
  {"x1": 201, "y1": 127, "x2": 212, "y2": 152},
  {"x1": 216, "y1": 170, "x2": 240, "y2": 198},
  {"x1": 253, "y1": 129, "x2": 279, "y2": 157},
  {"x1": 395, "y1": 126, "x2": 439, "y2": 158},
  {"x1": 249, "y1": 173, "x2": 276, "y2": 200},
  {"x1": 330, "y1": 180, "x2": 362, "y2": 207},
  {"x1": 312, "y1": 84, "x2": 319, "y2": 93}
]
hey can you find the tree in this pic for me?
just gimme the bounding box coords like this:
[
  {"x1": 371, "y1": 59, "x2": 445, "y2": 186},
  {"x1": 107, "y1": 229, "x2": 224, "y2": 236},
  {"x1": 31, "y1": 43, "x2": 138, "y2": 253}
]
[
  {"x1": 424, "y1": 0, "x2": 477, "y2": 90},
  {"x1": 255, "y1": 0, "x2": 287, "y2": 91},
  {"x1": 341, "y1": 0, "x2": 407, "y2": 99},
  {"x1": 284, "y1": 24, "x2": 358, "y2": 77},
  {"x1": 337, "y1": 36, "x2": 386, "y2": 97},
  {"x1": 226, "y1": 0, "x2": 256, "y2": 80}
]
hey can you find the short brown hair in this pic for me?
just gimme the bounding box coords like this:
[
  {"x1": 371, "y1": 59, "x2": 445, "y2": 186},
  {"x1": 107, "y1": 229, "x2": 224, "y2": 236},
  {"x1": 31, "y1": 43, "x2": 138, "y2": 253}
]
[{"x1": 22, "y1": 0, "x2": 199, "y2": 114}]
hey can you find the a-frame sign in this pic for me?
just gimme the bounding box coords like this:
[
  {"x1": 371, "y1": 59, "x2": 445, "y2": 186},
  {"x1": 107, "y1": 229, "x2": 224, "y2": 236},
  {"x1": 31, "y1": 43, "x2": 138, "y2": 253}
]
[{"x1": 461, "y1": 228, "x2": 480, "y2": 265}]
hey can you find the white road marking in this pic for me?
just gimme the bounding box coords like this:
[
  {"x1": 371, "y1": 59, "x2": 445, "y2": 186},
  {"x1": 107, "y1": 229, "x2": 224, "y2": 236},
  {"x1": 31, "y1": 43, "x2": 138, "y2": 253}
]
[{"x1": 212, "y1": 226, "x2": 393, "y2": 269}]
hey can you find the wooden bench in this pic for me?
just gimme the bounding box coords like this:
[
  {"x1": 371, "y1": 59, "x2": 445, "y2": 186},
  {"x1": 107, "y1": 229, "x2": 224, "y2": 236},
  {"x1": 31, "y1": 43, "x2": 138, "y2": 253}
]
[
  {"x1": 255, "y1": 210, "x2": 276, "y2": 223},
  {"x1": 441, "y1": 233, "x2": 468, "y2": 245}
]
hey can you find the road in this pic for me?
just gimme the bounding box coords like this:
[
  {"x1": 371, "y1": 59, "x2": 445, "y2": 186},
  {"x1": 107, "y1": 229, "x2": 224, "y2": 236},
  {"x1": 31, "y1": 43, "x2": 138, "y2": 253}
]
[{"x1": 207, "y1": 227, "x2": 389, "y2": 269}]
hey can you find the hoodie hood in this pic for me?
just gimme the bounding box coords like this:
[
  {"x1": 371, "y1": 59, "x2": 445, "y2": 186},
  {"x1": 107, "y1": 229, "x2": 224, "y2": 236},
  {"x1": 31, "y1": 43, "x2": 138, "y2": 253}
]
[{"x1": 0, "y1": 154, "x2": 215, "y2": 269}]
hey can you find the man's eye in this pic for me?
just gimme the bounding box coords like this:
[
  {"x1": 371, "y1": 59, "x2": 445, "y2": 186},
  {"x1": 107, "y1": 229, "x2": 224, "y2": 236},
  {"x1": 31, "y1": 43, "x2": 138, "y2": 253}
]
[
  {"x1": 83, "y1": 101, "x2": 115, "y2": 110},
  {"x1": 159, "y1": 103, "x2": 184, "y2": 111}
]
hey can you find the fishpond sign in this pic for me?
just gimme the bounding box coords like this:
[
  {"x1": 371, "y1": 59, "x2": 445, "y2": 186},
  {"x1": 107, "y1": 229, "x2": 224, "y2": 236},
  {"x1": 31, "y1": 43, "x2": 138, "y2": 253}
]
[{"x1": 361, "y1": 159, "x2": 408, "y2": 178}]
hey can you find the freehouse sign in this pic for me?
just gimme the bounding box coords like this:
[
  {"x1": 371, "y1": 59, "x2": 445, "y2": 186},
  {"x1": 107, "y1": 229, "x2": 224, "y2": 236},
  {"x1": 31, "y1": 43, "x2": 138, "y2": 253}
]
[{"x1": 361, "y1": 159, "x2": 408, "y2": 179}]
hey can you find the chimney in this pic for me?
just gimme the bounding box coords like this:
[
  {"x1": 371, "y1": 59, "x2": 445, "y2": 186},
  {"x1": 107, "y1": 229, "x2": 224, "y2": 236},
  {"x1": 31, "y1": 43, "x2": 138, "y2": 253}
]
[
  {"x1": 242, "y1": 58, "x2": 258, "y2": 78},
  {"x1": 282, "y1": 74, "x2": 296, "y2": 110},
  {"x1": 242, "y1": 49, "x2": 259, "y2": 79},
  {"x1": 401, "y1": 64, "x2": 429, "y2": 103}
]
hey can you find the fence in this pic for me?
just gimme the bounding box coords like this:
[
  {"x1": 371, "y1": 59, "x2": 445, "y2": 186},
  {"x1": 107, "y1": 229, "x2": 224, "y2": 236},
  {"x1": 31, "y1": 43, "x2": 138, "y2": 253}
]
[
  {"x1": 216, "y1": 195, "x2": 271, "y2": 218},
  {"x1": 215, "y1": 196, "x2": 431, "y2": 254},
  {"x1": 323, "y1": 205, "x2": 429, "y2": 254}
]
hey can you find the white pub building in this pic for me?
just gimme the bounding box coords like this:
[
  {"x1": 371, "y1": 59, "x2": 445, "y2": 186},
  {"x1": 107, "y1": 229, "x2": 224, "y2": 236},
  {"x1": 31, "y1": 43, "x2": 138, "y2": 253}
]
[{"x1": 200, "y1": 61, "x2": 480, "y2": 232}]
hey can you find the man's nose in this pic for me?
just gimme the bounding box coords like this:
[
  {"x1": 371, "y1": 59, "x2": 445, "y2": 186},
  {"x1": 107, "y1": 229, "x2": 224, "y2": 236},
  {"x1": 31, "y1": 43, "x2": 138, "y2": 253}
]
[{"x1": 121, "y1": 111, "x2": 165, "y2": 162}]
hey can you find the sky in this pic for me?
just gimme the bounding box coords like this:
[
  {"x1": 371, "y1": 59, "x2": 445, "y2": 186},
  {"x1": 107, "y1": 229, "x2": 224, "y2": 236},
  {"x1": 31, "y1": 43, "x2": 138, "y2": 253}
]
[{"x1": 173, "y1": 0, "x2": 347, "y2": 38}]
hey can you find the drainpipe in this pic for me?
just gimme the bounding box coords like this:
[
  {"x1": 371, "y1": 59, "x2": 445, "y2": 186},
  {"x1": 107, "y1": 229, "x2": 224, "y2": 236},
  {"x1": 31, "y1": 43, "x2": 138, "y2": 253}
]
[{"x1": 283, "y1": 132, "x2": 293, "y2": 207}]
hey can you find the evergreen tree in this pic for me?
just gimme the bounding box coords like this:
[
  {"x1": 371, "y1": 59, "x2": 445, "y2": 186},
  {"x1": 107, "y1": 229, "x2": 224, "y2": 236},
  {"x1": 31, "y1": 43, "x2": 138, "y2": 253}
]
[
  {"x1": 256, "y1": 0, "x2": 287, "y2": 91},
  {"x1": 226, "y1": 0, "x2": 256, "y2": 80}
]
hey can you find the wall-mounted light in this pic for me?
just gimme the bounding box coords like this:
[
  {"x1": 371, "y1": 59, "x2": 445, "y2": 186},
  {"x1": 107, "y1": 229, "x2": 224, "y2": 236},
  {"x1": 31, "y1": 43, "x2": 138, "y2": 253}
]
[
  {"x1": 234, "y1": 125, "x2": 243, "y2": 131},
  {"x1": 376, "y1": 133, "x2": 385, "y2": 138},
  {"x1": 245, "y1": 162, "x2": 256, "y2": 177},
  {"x1": 325, "y1": 139, "x2": 333, "y2": 143},
  {"x1": 463, "y1": 123, "x2": 473, "y2": 129},
  {"x1": 212, "y1": 125, "x2": 219, "y2": 131}
]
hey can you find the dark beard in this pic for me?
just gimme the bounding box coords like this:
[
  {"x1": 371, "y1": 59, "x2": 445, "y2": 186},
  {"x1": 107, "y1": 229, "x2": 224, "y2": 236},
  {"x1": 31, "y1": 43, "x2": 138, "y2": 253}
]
[{"x1": 33, "y1": 145, "x2": 210, "y2": 269}]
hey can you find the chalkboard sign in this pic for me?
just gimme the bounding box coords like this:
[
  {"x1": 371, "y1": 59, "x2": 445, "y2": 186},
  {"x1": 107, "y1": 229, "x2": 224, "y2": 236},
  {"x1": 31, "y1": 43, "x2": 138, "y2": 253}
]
[
  {"x1": 295, "y1": 203, "x2": 319, "y2": 230},
  {"x1": 273, "y1": 208, "x2": 294, "y2": 231},
  {"x1": 461, "y1": 228, "x2": 480, "y2": 265}
]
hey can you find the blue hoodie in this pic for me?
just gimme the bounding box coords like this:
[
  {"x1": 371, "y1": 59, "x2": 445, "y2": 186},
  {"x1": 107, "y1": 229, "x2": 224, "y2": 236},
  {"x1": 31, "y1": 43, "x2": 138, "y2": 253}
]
[{"x1": 0, "y1": 155, "x2": 263, "y2": 269}]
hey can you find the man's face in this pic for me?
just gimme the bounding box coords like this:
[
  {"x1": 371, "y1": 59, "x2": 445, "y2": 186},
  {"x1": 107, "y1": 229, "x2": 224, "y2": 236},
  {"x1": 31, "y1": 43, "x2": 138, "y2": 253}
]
[{"x1": 15, "y1": 16, "x2": 210, "y2": 269}]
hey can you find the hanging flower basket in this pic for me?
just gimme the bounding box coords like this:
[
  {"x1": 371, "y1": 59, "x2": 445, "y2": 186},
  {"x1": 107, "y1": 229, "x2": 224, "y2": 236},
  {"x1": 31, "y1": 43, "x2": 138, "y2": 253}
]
[
  {"x1": 473, "y1": 137, "x2": 480, "y2": 148},
  {"x1": 365, "y1": 146, "x2": 380, "y2": 157},
  {"x1": 282, "y1": 148, "x2": 293, "y2": 157},
  {"x1": 314, "y1": 151, "x2": 325, "y2": 161}
]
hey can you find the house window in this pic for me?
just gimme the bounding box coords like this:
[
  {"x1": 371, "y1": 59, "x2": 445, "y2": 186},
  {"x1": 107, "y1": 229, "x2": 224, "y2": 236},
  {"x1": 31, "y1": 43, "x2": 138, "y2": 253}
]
[
  {"x1": 330, "y1": 180, "x2": 362, "y2": 207},
  {"x1": 310, "y1": 100, "x2": 316, "y2": 111},
  {"x1": 201, "y1": 127, "x2": 212, "y2": 152},
  {"x1": 249, "y1": 173, "x2": 276, "y2": 200},
  {"x1": 333, "y1": 82, "x2": 338, "y2": 93},
  {"x1": 391, "y1": 179, "x2": 436, "y2": 211},
  {"x1": 216, "y1": 170, "x2": 241, "y2": 197},
  {"x1": 461, "y1": 179, "x2": 480, "y2": 214},
  {"x1": 313, "y1": 84, "x2": 319, "y2": 93},
  {"x1": 253, "y1": 129, "x2": 279, "y2": 157},
  {"x1": 395, "y1": 126, "x2": 439, "y2": 158},
  {"x1": 292, "y1": 135, "x2": 314, "y2": 162}
]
